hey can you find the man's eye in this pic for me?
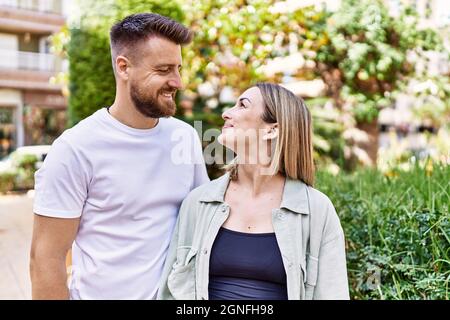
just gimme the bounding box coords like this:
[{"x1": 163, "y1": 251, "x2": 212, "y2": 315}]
[{"x1": 158, "y1": 69, "x2": 170, "y2": 73}]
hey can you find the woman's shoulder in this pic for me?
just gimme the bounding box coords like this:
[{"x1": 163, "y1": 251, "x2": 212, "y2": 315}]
[
  {"x1": 306, "y1": 185, "x2": 335, "y2": 210},
  {"x1": 184, "y1": 173, "x2": 229, "y2": 204},
  {"x1": 177, "y1": 174, "x2": 228, "y2": 227},
  {"x1": 305, "y1": 185, "x2": 344, "y2": 240},
  {"x1": 179, "y1": 174, "x2": 228, "y2": 217}
]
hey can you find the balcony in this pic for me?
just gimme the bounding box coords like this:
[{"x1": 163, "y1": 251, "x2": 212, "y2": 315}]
[
  {"x1": 0, "y1": 49, "x2": 64, "y2": 91},
  {"x1": 0, "y1": 0, "x2": 62, "y2": 15},
  {"x1": 0, "y1": 0, "x2": 64, "y2": 34},
  {"x1": 0, "y1": 49, "x2": 62, "y2": 72}
]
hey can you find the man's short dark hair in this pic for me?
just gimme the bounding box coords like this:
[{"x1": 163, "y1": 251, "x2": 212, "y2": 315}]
[{"x1": 110, "y1": 13, "x2": 192, "y2": 71}]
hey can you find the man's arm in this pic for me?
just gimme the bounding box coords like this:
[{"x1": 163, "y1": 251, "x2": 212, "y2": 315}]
[{"x1": 30, "y1": 214, "x2": 80, "y2": 300}]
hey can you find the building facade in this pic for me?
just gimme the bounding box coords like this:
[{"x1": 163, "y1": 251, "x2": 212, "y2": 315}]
[{"x1": 0, "y1": 0, "x2": 67, "y2": 158}]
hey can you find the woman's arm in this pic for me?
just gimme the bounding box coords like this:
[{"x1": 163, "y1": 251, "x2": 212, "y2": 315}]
[
  {"x1": 314, "y1": 231, "x2": 350, "y2": 299},
  {"x1": 157, "y1": 189, "x2": 199, "y2": 300},
  {"x1": 313, "y1": 202, "x2": 350, "y2": 300}
]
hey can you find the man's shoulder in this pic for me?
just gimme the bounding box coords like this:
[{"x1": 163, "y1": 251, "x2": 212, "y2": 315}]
[
  {"x1": 51, "y1": 110, "x2": 103, "y2": 150},
  {"x1": 162, "y1": 117, "x2": 197, "y2": 135},
  {"x1": 62, "y1": 109, "x2": 102, "y2": 135}
]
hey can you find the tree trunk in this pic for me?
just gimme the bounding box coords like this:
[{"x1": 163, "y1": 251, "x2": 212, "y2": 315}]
[{"x1": 356, "y1": 119, "x2": 379, "y2": 167}]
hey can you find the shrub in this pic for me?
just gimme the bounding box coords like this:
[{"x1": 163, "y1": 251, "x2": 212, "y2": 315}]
[
  {"x1": 68, "y1": 28, "x2": 116, "y2": 126},
  {"x1": 11, "y1": 153, "x2": 38, "y2": 170},
  {"x1": 0, "y1": 151, "x2": 39, "y2": 192},
  {"x1": 316, "y1": 163, "x2": 450, "y2": 299},
  {"x1": 0, "y1": 171, "x2": 16, "y2": 194}
]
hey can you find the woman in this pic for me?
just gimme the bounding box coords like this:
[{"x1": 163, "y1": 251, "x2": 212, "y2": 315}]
[{"x1": 158, "y1": 83, "x2": 349, "y2": 300}]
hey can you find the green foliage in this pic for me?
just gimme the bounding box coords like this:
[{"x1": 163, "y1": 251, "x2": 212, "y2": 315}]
[
  {"x1": 182, "y1": 0, "x2": 277, "y2": 91},
  {"x1": 11, "y1": 153, "x2": 38, "y2": 170},
  {"x1": 317, "y1": 164, "x2": 450, "y2": 299},
  {"x1": 0, "y1": 171, "x2": 16, "y2": 194},
  {"x1": 177, "y1": 1, "x2": 337, "y2": 175},
  {"x1": 393, "y1": 7, "x2": 444, "y2": 52},
  {"x1": 114, "y1": 0, "x2": 185, "y2": 23},
  {"x1": 181, "y1": 0, "x2": 326, "y2": 109},
  {"x1": 65, "y1": 0, "x2": 448, "y2": 170},
  {"x1": 392, "y1": 26, "x2": 450, "y2": 130},
  {"x1": 0, "y1": 153, "x2": 38, "y2": 192},
  {"x1": 68, "y1": 28, "x2": 115, "y2": 126},
  {"x1": 403, "y1": 75, "x2": 450, "y2": 129},
  {"x1": 305, "y1": 97, "x2": 346, "y2": 168},
  {"x1": 10, "y1": 153, "x2": 39, "y2": 190},
  {"x1": 67, "y1": 0, "x2": 185, "y2": 126},
  {"x1": 317, "y1": 0, "x2": 444, "y2": 123}
]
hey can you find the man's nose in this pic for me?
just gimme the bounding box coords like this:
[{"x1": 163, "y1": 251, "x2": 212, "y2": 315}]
[{"x1": 168, "y1": 71, "x2": 183, "y2": 90}]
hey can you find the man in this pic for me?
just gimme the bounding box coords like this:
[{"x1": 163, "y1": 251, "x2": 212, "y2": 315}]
[{"x1": 30, "y1": 13, "x2": 209, "y2": 300}]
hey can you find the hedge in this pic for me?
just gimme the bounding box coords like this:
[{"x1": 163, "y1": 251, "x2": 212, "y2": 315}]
[{"x1": 316, "y1": 163, "x2": 450, "y2": 299}]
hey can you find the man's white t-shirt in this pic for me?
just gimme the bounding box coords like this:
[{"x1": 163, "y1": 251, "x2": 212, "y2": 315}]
[{"x1": 33, "y1": 108, "x2": 209, "y2": 299}]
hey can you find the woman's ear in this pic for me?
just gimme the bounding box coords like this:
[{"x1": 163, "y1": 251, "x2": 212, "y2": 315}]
[{"x1": 262, "y1": 123, "x2": 278, "y2": 141}]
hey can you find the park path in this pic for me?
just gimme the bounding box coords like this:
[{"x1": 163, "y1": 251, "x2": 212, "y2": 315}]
[{"x1": 0, "y1": 193, "x2": 34, "y2": 300}]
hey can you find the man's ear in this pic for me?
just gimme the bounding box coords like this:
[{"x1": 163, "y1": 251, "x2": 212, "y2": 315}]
[
  {"x1": 115, "y1": 55, "x2": 130, "y2": 81},
  {"x1": 262, "y1": 123, "x2": 278, "y2": 141}
]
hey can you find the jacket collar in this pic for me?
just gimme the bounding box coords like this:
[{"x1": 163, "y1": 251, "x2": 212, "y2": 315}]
[{"x1": 198, "y1": 172, "x2": 310, "y2": 215}]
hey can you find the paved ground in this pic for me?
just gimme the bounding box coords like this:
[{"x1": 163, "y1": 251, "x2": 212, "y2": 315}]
[{"x1": 0, "y1": 193, "x2": 34, "y2": 300}]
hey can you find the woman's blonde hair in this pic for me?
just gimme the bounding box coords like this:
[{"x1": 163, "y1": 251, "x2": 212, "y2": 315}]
[{"x1": 226, "y1": 82, "x2": 315, "y2": 186}]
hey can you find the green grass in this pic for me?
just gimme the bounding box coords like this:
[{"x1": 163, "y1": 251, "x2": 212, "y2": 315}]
[{"x1": 316, "y1": 164, "x2": 450, "y2": 300}]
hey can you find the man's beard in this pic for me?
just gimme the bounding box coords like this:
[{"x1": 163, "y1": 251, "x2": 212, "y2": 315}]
[{"x1": 130, "y1": 81, "x2": 177, "y2": 118}]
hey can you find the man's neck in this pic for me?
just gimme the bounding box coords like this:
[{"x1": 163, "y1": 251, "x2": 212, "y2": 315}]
[{"x1": 108, "y1": 100, "x2": 158, "y2": 130}]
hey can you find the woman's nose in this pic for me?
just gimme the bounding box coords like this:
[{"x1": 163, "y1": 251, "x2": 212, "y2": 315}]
[{"x1": 222, "y1": 110, "x2": 231, "y2": 121}]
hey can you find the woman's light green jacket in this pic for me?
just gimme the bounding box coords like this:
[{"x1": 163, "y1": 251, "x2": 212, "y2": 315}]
[{"x1": 157, "y1": 173, "x2": 350, "y2": 300}]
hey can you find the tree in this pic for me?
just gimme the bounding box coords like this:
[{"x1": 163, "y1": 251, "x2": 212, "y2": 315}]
[
  {"x1": 179, "y1": 0, "x2": 343, "y2": 174},
  {"x1": 316, "y1": 0, "x2": 444, "y2": 165},
  {"x1": 62, "y1": 0, "x2": 447, "y2": 172},
  {"x1": 66, "y1": 0, "x2": 342, "y2": 175}
]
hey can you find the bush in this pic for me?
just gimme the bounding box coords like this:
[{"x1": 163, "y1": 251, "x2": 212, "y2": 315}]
[
  {"x1": 0, "y1": 171, "x2": 16, "y2": 194},
  {"x1": 11, "y1": 153, "x2": 38, "y2": 170},
  {"x1": 12, "y1": 153, "x2": 39, "y2": 190},
  {"x1": 68, "y1": 28, "x2": 116, "y2": 126},
  {"x1": 316, "y1": 163, "x2": 450, "y2": 299},
  {"x1": 0, "y1": 153, "x2": 39, "y2": 191}
]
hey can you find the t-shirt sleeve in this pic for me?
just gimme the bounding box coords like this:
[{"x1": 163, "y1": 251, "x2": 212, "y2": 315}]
[
  {"x1": 191, "y1": 128, "x2": 210, "y2": 188},
  {"x1": 33, "y1": 137, "x2": 90, "y2": 218}
]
